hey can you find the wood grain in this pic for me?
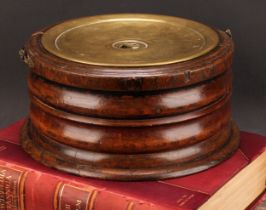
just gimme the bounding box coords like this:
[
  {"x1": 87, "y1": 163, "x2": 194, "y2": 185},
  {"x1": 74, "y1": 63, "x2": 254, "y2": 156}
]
[{"x1": 20, "y1": 21, "x2": 239, "y2": 180}]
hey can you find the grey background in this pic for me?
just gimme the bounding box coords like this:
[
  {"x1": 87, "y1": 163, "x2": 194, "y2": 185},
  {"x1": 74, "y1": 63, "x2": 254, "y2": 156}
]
[{"x1": 0, "y1": 0, "x2": 265, "y2": 134}]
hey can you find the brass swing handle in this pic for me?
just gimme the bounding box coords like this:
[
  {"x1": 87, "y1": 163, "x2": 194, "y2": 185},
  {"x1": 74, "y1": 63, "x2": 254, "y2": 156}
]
[
  {"x1": 225, "y1": 29, "x2": 233, "y2": 38},
  {"x1": 19, "y1": 48, "x2": 34, "y2": 68}
]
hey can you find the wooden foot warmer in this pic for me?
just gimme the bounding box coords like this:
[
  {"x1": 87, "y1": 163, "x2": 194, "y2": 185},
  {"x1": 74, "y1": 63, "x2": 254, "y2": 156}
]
[{"x1": 19, "y1": 14, "x2": 239, "y2": 181}]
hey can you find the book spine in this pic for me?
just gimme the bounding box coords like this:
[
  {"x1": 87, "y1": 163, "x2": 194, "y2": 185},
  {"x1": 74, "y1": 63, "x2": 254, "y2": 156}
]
[
  {"x1": 0, "y1": 165, "x2": 27, "y2": 210},
  {"x1": 0, "y1": 163, "x2": 171, "y2": 210}
]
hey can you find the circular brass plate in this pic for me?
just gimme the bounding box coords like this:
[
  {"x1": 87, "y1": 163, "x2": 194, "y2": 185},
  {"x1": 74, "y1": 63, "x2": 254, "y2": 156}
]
[{"x1": 41, "y1": 14, "x2": 219, "y2": 67}]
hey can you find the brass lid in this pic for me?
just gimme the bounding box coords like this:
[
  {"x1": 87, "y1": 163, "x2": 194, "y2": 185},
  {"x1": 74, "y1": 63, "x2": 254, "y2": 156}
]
[{"x1": 41, "y1": 14, "x2": 219, "y2": 67}]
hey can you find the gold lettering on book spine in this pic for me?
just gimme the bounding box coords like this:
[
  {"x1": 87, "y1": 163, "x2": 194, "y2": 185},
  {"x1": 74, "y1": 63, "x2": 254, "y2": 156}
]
[
  {"x1": 54, "y1": 183, "x2": 98, "y2": 210},
  {"x1": 0, "y1": 166, "x2": 27, "y2": 210},
  {"x1": 0, "y1": 170, "x2": 5, "y2": 210}
]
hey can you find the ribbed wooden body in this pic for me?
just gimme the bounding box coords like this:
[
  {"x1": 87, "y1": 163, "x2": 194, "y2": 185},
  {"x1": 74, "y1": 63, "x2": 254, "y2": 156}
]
[{"x1": 20, "y1": 26, "x2": 239, "y2": 180}]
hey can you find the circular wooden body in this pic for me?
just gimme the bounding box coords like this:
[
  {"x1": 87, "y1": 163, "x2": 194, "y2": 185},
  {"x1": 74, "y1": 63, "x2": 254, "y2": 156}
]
[{"x1": 20, "y1": 14, "x2": 239, "y2": 180}]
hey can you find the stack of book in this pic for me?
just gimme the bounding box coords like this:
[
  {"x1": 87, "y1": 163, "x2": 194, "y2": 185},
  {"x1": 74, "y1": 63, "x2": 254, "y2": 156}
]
[{"x1": 0, "y1": 119, "x2": 265, "y2": 210}]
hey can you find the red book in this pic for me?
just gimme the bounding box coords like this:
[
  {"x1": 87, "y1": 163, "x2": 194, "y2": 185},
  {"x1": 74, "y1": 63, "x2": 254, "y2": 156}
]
[{"x1": 0, "y1": 119, "x2": 265, "y2": 210}]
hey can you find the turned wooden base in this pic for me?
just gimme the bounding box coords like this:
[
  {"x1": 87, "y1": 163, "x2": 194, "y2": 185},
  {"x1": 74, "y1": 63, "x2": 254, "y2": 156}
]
[{"x1": 21, "y1": 120, "x2": 239, "y2": 181}]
